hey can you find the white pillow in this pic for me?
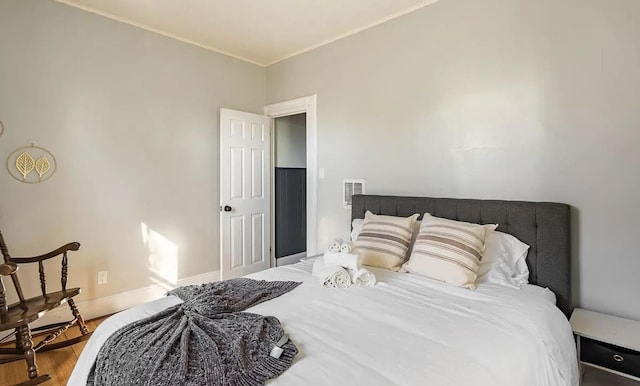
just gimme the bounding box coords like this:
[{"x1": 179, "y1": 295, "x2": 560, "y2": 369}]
[
  {"x1": 350, "y1": 218, "x2": 364, "y2": 242},
  {"x1": 477, "y1": 231, "x2": 530, "y2": 287},
  {"x1": 520, "y1": 284, "x2": 557, "y2": 304}
]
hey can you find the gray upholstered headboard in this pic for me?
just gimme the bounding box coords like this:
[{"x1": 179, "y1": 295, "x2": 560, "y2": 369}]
[{"x1": 352, "y1": 195, "x2": 572, "y2": 316}]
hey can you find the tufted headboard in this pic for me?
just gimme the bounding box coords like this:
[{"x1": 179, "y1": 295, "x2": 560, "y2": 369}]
[{"x1": 352, "y1": 195, "x2": 572, "y2": 316}]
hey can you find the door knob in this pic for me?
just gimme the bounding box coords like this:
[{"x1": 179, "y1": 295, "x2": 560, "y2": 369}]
[{"x1": 223, "y1": 205, "x2": 232, "y2": 212}]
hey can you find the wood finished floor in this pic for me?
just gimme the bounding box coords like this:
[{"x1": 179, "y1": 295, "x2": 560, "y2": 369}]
[{"x1": 0, "y1": 317, "x2": 107, "y2": 386}]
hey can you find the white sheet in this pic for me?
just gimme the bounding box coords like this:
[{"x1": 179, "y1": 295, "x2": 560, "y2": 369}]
[{"x1": 69, "y1": 259, "x2": 578, "y2": 386}]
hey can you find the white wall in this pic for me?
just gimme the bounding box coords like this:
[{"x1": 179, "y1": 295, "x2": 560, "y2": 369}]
[
  {"x1": 267, "y1": 0, "x2": 640, "y2": 320},
  {"x1": 0, "y1": 0, "x2": 265, "y2": 302},
  {"x1": 274, "y1": 113, "x2": 306, "y2": 168}
]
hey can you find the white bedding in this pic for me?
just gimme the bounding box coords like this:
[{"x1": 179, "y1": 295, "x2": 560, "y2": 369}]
[{"x1": 69, "y1": 259, "x2": 578, "y2": 386}]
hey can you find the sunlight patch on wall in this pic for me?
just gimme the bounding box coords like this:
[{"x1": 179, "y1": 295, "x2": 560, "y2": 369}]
[{"x1": 141, "y1": 222, "x2": 179, "y2": 287}]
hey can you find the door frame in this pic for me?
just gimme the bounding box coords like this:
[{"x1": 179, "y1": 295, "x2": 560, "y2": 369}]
[{"x1": 265, "y1": 95, "x2": 318, "y2": 267}]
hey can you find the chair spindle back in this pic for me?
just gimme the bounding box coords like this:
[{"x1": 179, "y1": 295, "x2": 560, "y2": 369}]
[
  {"x1": 0, "y1": 229, "x2": 26, "y2": 306},
  {"x1": 0, "y1": 265, "x2": 8, "y2": 323}
]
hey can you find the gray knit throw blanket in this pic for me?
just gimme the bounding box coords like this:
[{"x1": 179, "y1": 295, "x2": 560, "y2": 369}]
[{"x1": 90, "y1": 278, "x2": 301, "y2": 386}]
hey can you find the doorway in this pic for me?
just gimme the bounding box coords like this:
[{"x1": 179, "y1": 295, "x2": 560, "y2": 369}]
[
  {"x1": 264, "y1": 94, "x2": 318, "y2": 268},
  {"x1": 273, "y1": 114, "x2": 307, "y2": 265},
  {"x1": 219, "y1": 96, "x2": 317, "y2": 278}
]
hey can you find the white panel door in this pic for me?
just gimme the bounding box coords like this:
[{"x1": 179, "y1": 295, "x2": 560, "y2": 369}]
[{"x1": 220, "y1": 108, "x2": 271, "y2": 279}]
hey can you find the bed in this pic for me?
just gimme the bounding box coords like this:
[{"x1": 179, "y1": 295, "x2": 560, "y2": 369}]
[{"x1": 68, "y1": 195, "x2": 579, "y2": 386}]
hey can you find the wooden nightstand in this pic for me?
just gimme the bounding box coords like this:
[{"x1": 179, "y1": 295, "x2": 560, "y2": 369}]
[{"x1": 570, "y1": 308, "x2": 640, "y2": 383}]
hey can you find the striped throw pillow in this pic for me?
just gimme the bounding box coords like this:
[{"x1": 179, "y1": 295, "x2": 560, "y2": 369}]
[
  {"x1": 402, "y1": 214, "x2": 497, "y2": 289},
  {"x1": 355, "y1": 211, "x2": 419, "y2": 271}
]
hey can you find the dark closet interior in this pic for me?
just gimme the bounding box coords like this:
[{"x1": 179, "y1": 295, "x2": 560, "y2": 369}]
[{"x1": 275, "y1": 167, "x2": 306, "y2": 258}]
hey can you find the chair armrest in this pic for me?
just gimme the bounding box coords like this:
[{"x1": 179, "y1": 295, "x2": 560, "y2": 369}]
[
  {"x1": 10, "y1": 242, "x2": 81, "y2": 264},
  {"x1": 0, "y1": 263, "x2": 18, "y2": 276}
]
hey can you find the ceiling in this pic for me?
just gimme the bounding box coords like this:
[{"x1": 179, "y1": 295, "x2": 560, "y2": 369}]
[{"x1": 55, "y1": 0, "x2": 440, "y2": 66}]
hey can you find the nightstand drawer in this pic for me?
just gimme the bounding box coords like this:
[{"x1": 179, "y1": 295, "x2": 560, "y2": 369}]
[{"x1": 581, "y1": 337, "x2": 640, "y2": 378}]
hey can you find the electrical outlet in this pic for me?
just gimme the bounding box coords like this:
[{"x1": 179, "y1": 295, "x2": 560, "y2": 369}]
[{"x1": 97, "y1": 270, "x2": 108, "y2": 285}]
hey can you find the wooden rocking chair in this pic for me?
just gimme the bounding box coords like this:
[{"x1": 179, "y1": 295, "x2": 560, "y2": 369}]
[{"x1": 0, "y1": 229, "x2": 92, "y2": 385}]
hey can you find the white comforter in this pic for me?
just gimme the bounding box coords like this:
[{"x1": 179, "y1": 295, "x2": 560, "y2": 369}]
[{"x1": 69, "y1": 259, "x2": 579, "y2": 386}]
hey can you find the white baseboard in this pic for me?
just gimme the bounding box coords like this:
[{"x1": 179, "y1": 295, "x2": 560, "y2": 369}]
[
  {"x1": 29, "y1": 270, "x2": 220, "y2": 329},
  {"x1": 276, "y1": 252, "x2": 307, "y2": 267}
]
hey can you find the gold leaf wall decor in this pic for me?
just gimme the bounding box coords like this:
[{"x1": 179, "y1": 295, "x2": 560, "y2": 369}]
[
  {"x1": 16, "y1": 152, "x2": 35, "y2": 179},
  {"x1": 35, "y1": 156, "x2": 51, "y2": 179},
  {"x1": 6, "y1": 144, "x2": 57, "y2": 184}
]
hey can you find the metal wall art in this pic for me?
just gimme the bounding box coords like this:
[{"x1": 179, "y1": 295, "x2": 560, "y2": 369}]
[
  {"x1": 0, "y1": 119, "x2": 4, "y2": 137},
  {"x1": 6, "y1": 143, "x2": 57, "y2": 183}
]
